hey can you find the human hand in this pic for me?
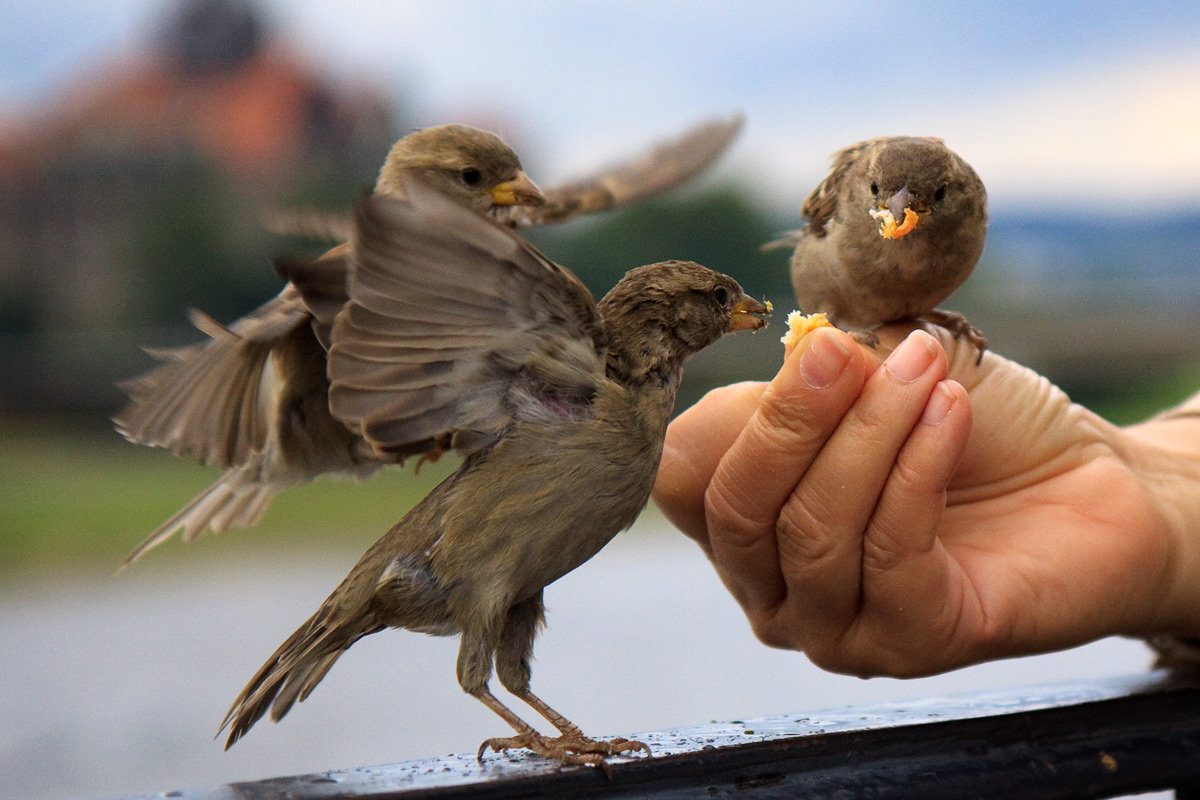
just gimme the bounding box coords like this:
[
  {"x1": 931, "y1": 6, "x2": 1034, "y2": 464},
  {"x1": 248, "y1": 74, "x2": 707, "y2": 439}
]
[{"x1": 653, "y1": 324, "x2": 1200, "y2": 677}]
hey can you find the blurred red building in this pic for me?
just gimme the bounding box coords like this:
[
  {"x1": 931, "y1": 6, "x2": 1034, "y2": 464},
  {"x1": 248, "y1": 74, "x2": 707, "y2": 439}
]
[{"x1": 0, "y1": 0, "x2": 401, "y2": 411}]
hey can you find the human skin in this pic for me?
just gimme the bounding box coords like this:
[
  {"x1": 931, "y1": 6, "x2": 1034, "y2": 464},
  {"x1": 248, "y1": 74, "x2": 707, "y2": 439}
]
[{"x1": 653, "y1": 324, "x2": 1200, "y2": 677}]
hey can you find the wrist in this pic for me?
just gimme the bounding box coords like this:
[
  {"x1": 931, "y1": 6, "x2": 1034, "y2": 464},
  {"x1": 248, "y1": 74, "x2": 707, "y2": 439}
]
[{"x1": 1121, "y1": 408, "x2": 1200, "y2": 641}]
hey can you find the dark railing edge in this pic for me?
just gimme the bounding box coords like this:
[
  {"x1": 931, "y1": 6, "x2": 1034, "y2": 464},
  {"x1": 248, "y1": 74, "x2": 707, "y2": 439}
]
[{"x1": 127, "y1": 669, "x2": 1200, "y2": 800}]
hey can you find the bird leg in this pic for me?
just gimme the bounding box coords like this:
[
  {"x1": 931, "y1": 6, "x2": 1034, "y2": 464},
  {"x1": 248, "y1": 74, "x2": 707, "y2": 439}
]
[
  {"x1": 916, "y1": 308, "x2": 988, "y2": 363},
  {"x1": 510, "y1": 686, "x2": 651, "y2": 759},
  {"x1": 470, "y1": 596, "x2": 649, "y2": 771}
]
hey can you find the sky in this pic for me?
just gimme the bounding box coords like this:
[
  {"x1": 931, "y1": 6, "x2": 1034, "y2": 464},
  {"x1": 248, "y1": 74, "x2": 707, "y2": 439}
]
[{"x1": 3, "y1": 1, "x2": 1200, "y2": 214}]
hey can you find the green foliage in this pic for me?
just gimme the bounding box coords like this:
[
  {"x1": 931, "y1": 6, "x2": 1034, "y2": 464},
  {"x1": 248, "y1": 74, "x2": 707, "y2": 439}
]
[
  {"x1": 0, "y1": 418, "x2": 455, "y2": 574},
  {"x1": 132, "y1": 153, "x2": 281, "y2": 326},
  {"x1": 1086, "y1": 365, "x2": 1200, "y2": 425}
]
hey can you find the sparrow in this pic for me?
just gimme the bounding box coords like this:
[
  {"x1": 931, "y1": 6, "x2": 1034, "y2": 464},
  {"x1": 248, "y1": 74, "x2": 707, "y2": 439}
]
[
  {"x1": 218, "y1": 174, "x2": 770, "y2": 770},
  {"x1": 114, "y1": 114, "x2": 744, "y2": 565},
  {"x1": 264, "y1": 113, "x2": 746, "y2": 239},
  {"x1": 769, "y1": 136, "x2": 988, "y2": 354}
]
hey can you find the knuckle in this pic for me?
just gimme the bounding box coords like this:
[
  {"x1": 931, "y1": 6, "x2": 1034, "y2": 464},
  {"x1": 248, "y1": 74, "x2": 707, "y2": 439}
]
[
  {"x1": 775, "y1": 490, "x2": 840, "y2": 566},
  {"x1": 703, "y1": 478, "x2": 774, "y2": 548}
]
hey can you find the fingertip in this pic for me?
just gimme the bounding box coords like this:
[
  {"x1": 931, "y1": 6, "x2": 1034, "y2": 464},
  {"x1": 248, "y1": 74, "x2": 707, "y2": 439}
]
[
  {"x1": 925, "y1": 379, "x2": 972, "y2": 433},
  {"x1": 766, "y1": 327, "x2": 870, "y2": 422},
  {"x1": 921, "y1": 380, "x2": 959, "y2": 426},
  {"x1": 794, "y1": 327, "x2": 853, "y2": 389}
]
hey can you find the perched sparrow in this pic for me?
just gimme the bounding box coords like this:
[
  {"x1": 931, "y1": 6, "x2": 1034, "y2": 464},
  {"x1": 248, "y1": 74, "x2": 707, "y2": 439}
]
[
  {"x1": 115, "y1": 115, "x2": 744, "y2": 565},
  {"x1": 770, "y1": 137, "x2": 987, "y2": 353},
  {"x1": 219, "y1": 175, "x2": 770, "y2": 769}
]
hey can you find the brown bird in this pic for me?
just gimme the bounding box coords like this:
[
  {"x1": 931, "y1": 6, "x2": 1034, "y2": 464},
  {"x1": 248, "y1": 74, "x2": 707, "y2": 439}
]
[
  {"x1": 769, "y1": 136, "x2": 988, "y2": 352},
  {"x1": 265, "y1": 113, "x2": 746, "y2": 238},
  {"x1": 218, "y1": 175, "x2": 770, "y2": 769},
  {"x1": 114, "y1": 115, "x2": 744, "y2": 566}
]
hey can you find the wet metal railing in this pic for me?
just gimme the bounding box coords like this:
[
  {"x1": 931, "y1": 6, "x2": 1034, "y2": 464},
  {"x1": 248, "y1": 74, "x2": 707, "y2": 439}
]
[{"x1": 130, "y1": 671, "x2": 1200, "y2": 800}]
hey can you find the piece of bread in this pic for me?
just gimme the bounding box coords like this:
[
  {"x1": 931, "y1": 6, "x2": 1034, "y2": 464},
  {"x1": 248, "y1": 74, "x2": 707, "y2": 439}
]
[{"x1": 781, "y1": 310, "x2": 834, "y2": 358}]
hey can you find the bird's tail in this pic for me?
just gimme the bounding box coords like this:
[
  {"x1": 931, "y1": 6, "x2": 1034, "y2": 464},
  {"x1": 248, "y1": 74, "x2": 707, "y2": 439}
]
[
  {"x1": 219, "y1": 605, "x2": 379, "y2": 749},
  {"x1": 121, "y1": 462, "x2": 278, "y2": 569},
  {"x1": 760, "y1": 229, "x2": 804, "y2": 252}
]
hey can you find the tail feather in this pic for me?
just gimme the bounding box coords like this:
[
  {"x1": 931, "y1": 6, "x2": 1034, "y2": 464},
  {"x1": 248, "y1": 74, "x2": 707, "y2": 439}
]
[
  {"x1": 761, "y1": 229, "x2": 804, "y2": 252},
  {"x1": 121, "y1": 468, "x2": 276, "y2": 567},
  {"x1": 220, "y1": 608, "x2": 381, "y2": 749}
]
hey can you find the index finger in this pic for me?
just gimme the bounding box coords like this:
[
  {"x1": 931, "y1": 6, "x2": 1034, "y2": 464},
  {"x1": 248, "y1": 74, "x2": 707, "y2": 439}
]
[{"x1": 704, "y1": 327, "x2": 874, "y2": 613}]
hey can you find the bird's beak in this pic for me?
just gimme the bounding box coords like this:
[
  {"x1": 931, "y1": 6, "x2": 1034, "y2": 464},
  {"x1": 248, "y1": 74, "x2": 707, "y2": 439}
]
[
  {"x1": 490, "y1": 171, "x2": 545, "y2": 207},
  {"x1": 728, "y1": 296, "x2": 772, "y2": 332},
  {"x1": 871, "y1": 185, "x2": 925, "y2": 239},
  {"x1": 886, "y1": 186, "x2": 914, "y2": 222}
]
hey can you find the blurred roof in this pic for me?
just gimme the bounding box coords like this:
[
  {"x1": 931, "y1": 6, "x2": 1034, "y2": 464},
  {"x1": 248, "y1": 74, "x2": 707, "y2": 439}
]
[{"x1": 0, "y1": 0, "x2": 389, "y2": 183}]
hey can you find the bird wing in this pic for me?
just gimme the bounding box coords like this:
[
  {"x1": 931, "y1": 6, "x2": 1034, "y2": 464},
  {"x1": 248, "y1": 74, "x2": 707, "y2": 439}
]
[
  {"x1": 510, "y1": 113, "x2": 744, "y2": 227},
  {"x1": 273, "y1": 242, "x2": 352, "y2": 350},
  {"x1": 263, "y1": 114, "x2": 745, "y2": 239},
  {"x1": 113, "y1": 290, "x2": 310, "y2": 468},
  {"x1": 295, "y1": 175, "x2": 608, "y2": 458},
  {"x1": 800, "y1": 138, "x2": 881, "y2": 238}
]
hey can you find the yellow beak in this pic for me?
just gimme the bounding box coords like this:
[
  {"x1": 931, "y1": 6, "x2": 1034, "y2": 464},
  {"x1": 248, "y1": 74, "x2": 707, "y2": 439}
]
[
  {"x1": 490, "y1": 171, "x2": 545, "y2": 207},
  {"x1": 728, "y1": 297, "x2": 772, "y2": 331}
]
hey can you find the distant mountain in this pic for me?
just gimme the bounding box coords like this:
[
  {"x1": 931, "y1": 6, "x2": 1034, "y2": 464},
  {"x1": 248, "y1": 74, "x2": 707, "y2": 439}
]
[{"x1": 982, "y1": 211, "x2": 1200, "y2": 305}]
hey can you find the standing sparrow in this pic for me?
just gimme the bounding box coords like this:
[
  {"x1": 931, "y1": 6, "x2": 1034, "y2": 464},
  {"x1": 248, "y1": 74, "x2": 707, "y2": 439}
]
[
  {"x1": 114, "y1": 115, "x2": 744, "y2": 565},
  {"x1": 771, "y1": 137, "x2": 987, "y2": 352},
  {"x1": 219, "y1": 174, "x2": 770, "y2": 769}
]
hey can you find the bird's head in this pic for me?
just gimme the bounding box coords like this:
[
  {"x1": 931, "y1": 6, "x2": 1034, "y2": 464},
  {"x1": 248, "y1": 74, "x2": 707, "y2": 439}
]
[
  {"x1": 375, "y1": 124, "x2": 545, "y2": 215},
  {"x1": 599, "y1": 261, "x2": 770, "y2": 381},
  {"x1": 861, "y1": 137, "x2": 984, "y2": 240}
]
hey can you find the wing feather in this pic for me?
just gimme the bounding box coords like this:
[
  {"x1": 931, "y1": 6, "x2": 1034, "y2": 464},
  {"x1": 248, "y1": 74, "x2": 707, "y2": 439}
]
[
  {"x1": 513, "y1": 113, "x2": 745, "y2": 226},
  {"x1": 325, "y1": 175, "x2": 608, "y2": 456}
]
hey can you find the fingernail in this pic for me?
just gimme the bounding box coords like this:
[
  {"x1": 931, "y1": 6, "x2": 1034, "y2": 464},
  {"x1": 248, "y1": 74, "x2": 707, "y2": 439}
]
[
  {"x1": 799, "y1": 329, "x2": 851, "y2": 389},
  {"x1": 886, "y1": 330, "x2": 937, "y2": 383},
  {"x1": 922, "y1": 382, "x2": 957, "y2": 425}
]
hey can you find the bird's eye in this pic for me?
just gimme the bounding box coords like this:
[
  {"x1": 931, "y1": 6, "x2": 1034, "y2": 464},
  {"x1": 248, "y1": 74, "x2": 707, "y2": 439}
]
[
  {"x1": 713, "y1": 286, "x2": 729, "y2": 306},
  {"x1": 870, "y1": 181, "x2": 879, "y2": 195},
  {"x1": 934, "y1": 185, "x2": 947, "y2": 202},
  {"x1": 460, "y1": 167, "x2": 482, "y2": 186}
]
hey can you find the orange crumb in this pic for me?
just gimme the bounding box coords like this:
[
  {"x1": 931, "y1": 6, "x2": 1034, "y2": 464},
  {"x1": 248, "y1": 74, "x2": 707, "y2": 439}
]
[
  {"x1": 879, "y1": 207, "x2": 920, "y2": 239},
  {"x1": 781, "y1": 311, "x2": 833, "y2": 358}
]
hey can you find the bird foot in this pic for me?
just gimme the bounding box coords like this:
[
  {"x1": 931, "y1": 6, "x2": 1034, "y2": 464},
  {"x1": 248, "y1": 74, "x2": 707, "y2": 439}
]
[
  {"x1": 917, "y1": 308, "x2": 988, "y2": 364},
  {"x1": 478, "y1": 731, "x2": 650, "y2": 775}
]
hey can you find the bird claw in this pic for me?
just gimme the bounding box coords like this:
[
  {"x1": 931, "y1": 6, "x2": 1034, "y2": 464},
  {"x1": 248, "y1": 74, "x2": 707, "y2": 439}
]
[
  {"x1": 918, "y1": 309, "x2": 988, "y2": 364},
  {"x1": 478, "y1": 731, "x2": 650, "y2": 775},
  {"x1": 849, "y1": 327, "x2": 880, "y2": 348}
]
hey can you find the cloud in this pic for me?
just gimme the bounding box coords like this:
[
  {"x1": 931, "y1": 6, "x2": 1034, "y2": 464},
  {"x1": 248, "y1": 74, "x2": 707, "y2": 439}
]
[
  {"x1": 946, "y1": 50, "x2": 1200, "y2": 209},
  {"x1": 747, "y1": 48, "x2": 1200, "y2": 213}
]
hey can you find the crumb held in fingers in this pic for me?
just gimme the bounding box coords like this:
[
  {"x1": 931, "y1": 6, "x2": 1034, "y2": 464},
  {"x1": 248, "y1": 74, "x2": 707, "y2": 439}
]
[{"x1": 781, "y1": 310, "x2": 834, "y2": 358}]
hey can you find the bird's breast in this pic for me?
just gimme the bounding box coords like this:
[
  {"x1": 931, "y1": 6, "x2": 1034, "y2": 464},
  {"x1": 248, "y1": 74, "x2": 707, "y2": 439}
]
[{"x1": 433, "y1": 402, "x2": 665, "y2": 625}]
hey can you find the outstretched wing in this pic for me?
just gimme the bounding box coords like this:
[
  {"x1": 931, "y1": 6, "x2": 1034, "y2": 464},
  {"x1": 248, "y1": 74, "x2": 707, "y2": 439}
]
[
  {"x1": 291, "y1": 175, "x2": 609, "y2": 458},
  {"x1": 266, "y1": 114, "x2": 746, "y2": 239},
  {"x1": 113, "y1": 290, "x2": 310, "y2": 468},
  {"x1": 510, "y1": 112, "x2": 745, "y2": 227}
]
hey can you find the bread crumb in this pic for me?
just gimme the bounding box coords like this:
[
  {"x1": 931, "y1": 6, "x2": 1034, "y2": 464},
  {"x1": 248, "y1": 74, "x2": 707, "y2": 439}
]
[{"x1": 781, "y1": 310, "x2": 833, "y2": 358}]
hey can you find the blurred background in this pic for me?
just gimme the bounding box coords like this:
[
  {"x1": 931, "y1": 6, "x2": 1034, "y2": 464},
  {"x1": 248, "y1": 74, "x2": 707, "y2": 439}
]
[{"x1": 1, "y1": 1, "x2": 1198, "y2": 798}]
